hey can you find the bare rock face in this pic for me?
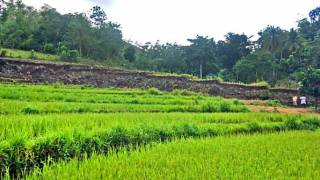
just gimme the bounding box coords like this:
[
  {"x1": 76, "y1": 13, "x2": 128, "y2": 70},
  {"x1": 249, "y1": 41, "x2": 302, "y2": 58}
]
[{"x1": 0, "y1": 57, "x2": 313, "y2": 105}]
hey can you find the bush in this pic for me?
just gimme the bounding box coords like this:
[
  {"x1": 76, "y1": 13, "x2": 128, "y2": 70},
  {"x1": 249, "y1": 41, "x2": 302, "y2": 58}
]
[
  {"x1": 250, "y1": 81, "x2": 270, "y2": 88},
  {"x1": 29, "y1": 50, "x2": 36, "y2": 60},
  {"x1": 220, "y1": 102, "x2": 231, "y2": 112},
  {"x1": 266, "y1": 100, "x2": 282, "y2": 107},
  {"x1": 147, "y1": 88, "x2": 162, "y2": 95},
  {"x1": 0, "y1": 49, "x2": 7, "y2": 57},
  {"x1": 21, "y1": 107, "x2": 40, "y2": 114},
  {"x1": 60, "y1": 50, "x2": 78, "y2": 62},
  {"x1": 43, "y1": 43, "x2": 56, "y2": 54},
  {"x1": 202, "y1": 103, "x2": 219, "y2": 113},
  {"x1": 172, "y1": 89, "x2": 199, "y2": 96}
]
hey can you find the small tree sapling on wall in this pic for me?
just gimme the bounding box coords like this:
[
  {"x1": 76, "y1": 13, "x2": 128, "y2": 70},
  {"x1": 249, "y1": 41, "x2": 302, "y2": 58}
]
[{"x1": 300, "y1": 68, "x2": 320, "y2": 110}]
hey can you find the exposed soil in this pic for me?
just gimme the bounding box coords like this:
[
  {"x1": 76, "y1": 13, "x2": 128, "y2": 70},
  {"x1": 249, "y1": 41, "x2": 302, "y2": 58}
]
[{"x1": 241, "y1": 100, "x2": 320, "y2": 115}]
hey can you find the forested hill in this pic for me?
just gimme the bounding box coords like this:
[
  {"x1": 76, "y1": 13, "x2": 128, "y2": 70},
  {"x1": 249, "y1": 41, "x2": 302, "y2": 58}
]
[{"x1": 0, "y1": 0, "x2": 320, "y2": 88}]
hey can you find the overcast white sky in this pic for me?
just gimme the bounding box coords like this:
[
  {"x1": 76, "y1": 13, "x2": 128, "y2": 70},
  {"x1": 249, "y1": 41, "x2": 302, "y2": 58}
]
[{"x1": 23, "y1": 0, "x2": 319, "y2": 44}]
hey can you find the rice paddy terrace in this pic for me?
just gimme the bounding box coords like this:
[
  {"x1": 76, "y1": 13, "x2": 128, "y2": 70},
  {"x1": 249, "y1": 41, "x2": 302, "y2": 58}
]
[{"x1": 0, "y1": 83, "x2": 319, "y2": 179}]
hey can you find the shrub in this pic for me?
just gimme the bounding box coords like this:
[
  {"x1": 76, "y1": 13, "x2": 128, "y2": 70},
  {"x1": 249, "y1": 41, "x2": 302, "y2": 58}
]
[
  {"x1": 266, "y1": 100, "x2": 282, "y2": 107},
  {"x1": 147, "y1": 88, "x2": 162, "y2": 95},
  {"x1": 21, "y1": 107, "x2": 40, "y2": 114},
  {"x1": 202, "y1": 103, "x2": 219, "y2": 113},
  {"x1": 0, "y1": 49, "x2": 7, "y2": 57},
  {"x1": 220, "y1": 102, "x2": 231, "y2": 112},
  {"x1": 29, "y1": 50, "x2": 36, "y2": 60},
  {"x1": 172, "y1": 89, "x2": 199, "y2": 96},
  {"x1": 60, "y1": 50, "x2": 78, "y2": 62},
  {"x1": 43, "y1": 43, "x2": 56, "y2": 54},
  {"x1": 250, "y1": 81, "x2": 270, "y2": 88}
]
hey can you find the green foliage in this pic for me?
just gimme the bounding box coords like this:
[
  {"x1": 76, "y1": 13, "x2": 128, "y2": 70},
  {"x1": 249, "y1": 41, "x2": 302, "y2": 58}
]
[
  {"x1": 43, "y1": 43, "x2": 55, "y2": 54},
  {"x1": 1, "y1": 1, "x2": 320, "y2": 88},
  {"x1": 0, "y1": 48, "x2": 59, "y2": 60},
  {"x1": 29, "y1": 49, "x2": 36, "y2": 59},
  {"x1": 234, "y1": 50, "x2": 277, "y2": 83},
  {"x1": 0, "y1": 2, "x2": 123, "y2": 62},
  {"x1": 0, "y1": 49, "x2": 6, "y2": 57},
  {"x1": 59, "y1": 50, "x2": 79, "y2": 62},
  {"x1": 249, "y1": 81, "x2": 270, "y2": 88},
  {"x1": 21, "y1": 106, "x2": 40, "y2": 114},
  {"x1": 266, "y1": 100, "x2": 282, "y2": 107},
  {"x1": 185, "y1": 35, "x2": 218, "y2": 79},
  {"x1": 301, "y1": 68, "x2": 320, "y2": 109},
  {"x1": 147, "y1": 87, "x2": 162, "y2": 95},
  {"x1": 124, "y1": 46, "x2": 136, "y2": 62}
]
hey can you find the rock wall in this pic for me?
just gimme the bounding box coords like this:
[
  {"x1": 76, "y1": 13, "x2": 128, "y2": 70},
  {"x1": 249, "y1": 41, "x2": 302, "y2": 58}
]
[{"x1": 0, "y1": 57, "x2": 313, "y2": 105}]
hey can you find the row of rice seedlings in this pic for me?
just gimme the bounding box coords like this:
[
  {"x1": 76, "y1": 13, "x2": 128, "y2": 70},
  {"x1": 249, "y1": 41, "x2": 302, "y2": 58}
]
[
  {"x1": 0, "y1": 87, "x2": 209, "y2": 104},
  {"x1": 0, "y1": 113, "x2": 316, "y2": 141},
  {"x1": 25, "y1": 131, "x2": 320, "y2": 179},
  {"x1": 1, "y1": 117, "x2": 320, "y2": 178},
  {"x1": 0, "y1": 84, "x2": 204, "y2": 99},
  {"x1": 0, "y1": 98, "x2": 248, "y2": 115}
]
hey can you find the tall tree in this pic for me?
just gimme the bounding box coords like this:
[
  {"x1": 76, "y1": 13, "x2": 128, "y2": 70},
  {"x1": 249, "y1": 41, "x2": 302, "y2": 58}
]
[
  {"x1": 217, "y1": 33, "x2": 252, "y2": 70},
  {"x1": 309, "y1": 6, "x2": 320, "y2": 22},
  {"x1": 124, "y1": 46, "x2": 136, "y2": 62},
  {"x1": 258, "y1": 26, "x2": 288, "y2": 59},
  {"x1": 66, "y1": 13, "x2": 92, "y2": 57},
  {"x1": 234, "y1": 49, "x2": 278, "y2": 83},
  {"x1": 90, "y1": 5, "x2": 107, "y2": 27},
  {"x1": 185, "y1": 36, "x2": 217, "y2": 79}
]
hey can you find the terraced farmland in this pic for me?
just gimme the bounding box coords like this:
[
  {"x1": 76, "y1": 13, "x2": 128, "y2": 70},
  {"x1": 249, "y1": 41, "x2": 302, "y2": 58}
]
[{"x1": 0, "y1": 83, "x2": 319, "y2": 179}]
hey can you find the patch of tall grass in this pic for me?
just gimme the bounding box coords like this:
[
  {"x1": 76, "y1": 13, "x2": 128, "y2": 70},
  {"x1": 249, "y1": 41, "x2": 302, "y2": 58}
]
[{"x1": 26, "y1": 131, "x2": 320, "y2": 179}]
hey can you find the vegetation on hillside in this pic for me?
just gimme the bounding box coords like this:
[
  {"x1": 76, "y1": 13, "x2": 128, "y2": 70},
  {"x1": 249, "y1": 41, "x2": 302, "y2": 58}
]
[{"x1": 0, "y1": 1, "x2": 320, "y2": 88}]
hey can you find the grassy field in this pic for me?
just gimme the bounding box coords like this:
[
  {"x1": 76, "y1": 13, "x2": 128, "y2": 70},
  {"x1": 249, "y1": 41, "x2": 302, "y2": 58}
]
[
  {"x1": 27, "y1": 131, "x2": 320, "y2": 179},
  {"x1": 0, "y1": 83, "x2": 319, "y2": 179},
  {"x1": 0, "y1": 48, "x2": 59, "y2": 61},
  {"x1": 0, "y1": 84, "x2": 248, "y2": 114}
]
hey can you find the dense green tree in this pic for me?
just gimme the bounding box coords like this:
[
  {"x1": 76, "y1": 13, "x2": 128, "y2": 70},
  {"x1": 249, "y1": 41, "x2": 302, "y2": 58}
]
[
  {"x1": 0, "y1": 2, "x2": 124, "y2": 61},
  {"x1": 32, "y1": 5, "x2": 66, "y2": 51},
  {"x1": 258, "y1": 26, "x2": 288, "y2": 59},
  {"x1": 90, "y1": 22, "x2": 123, "y2": 60},
  {"x1": 66, "y1": 13, "x2": 92, "y2": 57},
  {"x1": 301, "y1": 68, "x2": 320, "y2": 110},
  {"x1": 90, "y1": 5, "x2": 107, "y2": 27},
  {"x1": 234, "y1": 49, "x2": 278, "y2": 83},
  {"x1": 124, "y1": 46, "x2": 136, "y2": 62},
  {"x1": 217, "y1": 33, "x2": 252, "y2": 70},
  {"x1": 309, "y1": 6, "x2": 320, "y2": 22},
  {"x1": 185, "y1": 36, "x2": 217, "y2": 79},
  {"x1": 307, "y1": 34, "x2": 320, "y2": 68},
  {"x1": 0, "y1": 0, "x2": 39, "y2": 49}
]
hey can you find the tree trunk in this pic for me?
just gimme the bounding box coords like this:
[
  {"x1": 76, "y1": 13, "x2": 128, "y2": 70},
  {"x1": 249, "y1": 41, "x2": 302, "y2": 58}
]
[
  {"x1": 316, "y1": 97, "x2": 319, "y2": 111},
  {"x1": 79, "y1": 44, "x2": 82, "y2": 58},
  {"x1": 199, "y1": 63, "x2": 203, "y2": 79}
]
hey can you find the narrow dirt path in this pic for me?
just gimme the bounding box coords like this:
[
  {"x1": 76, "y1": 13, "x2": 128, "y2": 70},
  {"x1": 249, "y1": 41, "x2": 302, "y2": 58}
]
[{"x1": 241, "y1": 100, "x2": 319, "y2": 115}]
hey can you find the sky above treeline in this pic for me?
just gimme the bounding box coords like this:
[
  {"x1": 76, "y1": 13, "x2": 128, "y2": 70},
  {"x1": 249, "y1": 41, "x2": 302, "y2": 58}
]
[{"x1": 22, "y1": 0, "x2": 319, "y2": 45}]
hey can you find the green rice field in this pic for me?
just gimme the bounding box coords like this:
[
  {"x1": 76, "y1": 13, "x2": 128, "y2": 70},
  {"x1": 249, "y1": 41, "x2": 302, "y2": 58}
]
[{"x1": 0, "y1": 83, "x2": 319, "y2": 179}]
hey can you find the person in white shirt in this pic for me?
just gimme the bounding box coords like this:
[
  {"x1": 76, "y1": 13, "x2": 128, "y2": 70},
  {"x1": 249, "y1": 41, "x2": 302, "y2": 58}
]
[
  {"x1": 300, "y1": 96, "x2": 307, "y2": 107},
  {"x1": 292, "y1": 96, "x2": 298, "y2": 106}
]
